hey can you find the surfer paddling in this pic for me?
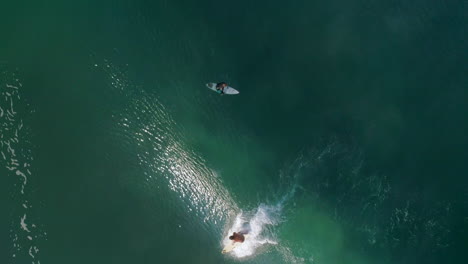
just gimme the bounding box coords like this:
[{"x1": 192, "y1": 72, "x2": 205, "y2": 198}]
[
  {"x1": 229, "y1": 232, "x2": 245, "y2": 243},
  {"x1": 216, "y1": 82, "x2": 228, "y2": 94}
]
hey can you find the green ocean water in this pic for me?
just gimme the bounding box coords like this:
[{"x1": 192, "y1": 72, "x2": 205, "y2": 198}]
[{"x1": 1, "y1": 0, "x2": 467, "y2": 263}]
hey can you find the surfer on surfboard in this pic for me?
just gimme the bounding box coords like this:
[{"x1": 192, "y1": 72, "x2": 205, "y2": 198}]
[
  {"x1": 216, "y1": 82, "x2": 228, "y2": 94},
  {"x1": 222, "y1": 231, "x2": 249, "y2": 254},
  {"x1": 229, "y1": 232, "x2": 246, "y2": 243},
  {"x1": 206, "y1": 82, "x2": 239, "y2": 95}
]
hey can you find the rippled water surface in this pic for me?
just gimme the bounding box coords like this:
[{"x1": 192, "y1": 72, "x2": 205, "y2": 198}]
[{"x1": 1, "y1": 0, "x2": 467, "y2": 263}]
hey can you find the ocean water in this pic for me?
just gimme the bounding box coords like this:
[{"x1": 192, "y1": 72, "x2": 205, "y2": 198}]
[{"x1": 1, "y1": 0, "x2": 467, "y2": 263}]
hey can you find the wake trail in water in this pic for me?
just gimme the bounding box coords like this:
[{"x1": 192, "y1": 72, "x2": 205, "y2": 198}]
[{"x1": 95, "y1": 58, "x2": 238, "y2": 231}]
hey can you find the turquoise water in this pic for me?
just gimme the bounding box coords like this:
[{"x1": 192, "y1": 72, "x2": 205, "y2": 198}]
[{"x1": 1, "y1": 0, "x2": 467, "y2": 263}]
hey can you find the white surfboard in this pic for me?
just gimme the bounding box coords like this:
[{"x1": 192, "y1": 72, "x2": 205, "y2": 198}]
[
  {"x1": 206, "y1": 83, "x2": 239, "y2": 95},
  {"x1": 221, "y1": 242, "x2": 238, "y2": 254},
  {"x1": 221, "y1": 235, "x2": 249, "y2": 254}
]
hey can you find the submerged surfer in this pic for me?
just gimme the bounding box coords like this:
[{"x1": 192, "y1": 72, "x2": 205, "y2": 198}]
[
  {"x1": 229, "y1": 232, "x2": 245, "y2": 243},
  {"x1": 216, "y1": 82, "x2": 228, "y2": 94}
]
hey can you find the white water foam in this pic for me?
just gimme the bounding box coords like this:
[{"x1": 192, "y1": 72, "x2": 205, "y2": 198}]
[
  {"x1": 223, "y1": 204, "x2": 281, "y2": 258},
  {"x1": 2, "y1": 69, "x2": 45, "y2": 263}
]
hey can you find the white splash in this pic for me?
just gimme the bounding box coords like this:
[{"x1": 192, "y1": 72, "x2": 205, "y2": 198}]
[{"x1": 223, "y1": 204, "x2": 280, "y2": 258}]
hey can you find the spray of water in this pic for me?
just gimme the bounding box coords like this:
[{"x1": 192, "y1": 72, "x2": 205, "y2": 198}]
[
  {"x1": 222, "y1": 204, "x2": 280, "y2": 258},
  {"x1": 221, "y1": 184, "x2": 299, "y2": 258}
]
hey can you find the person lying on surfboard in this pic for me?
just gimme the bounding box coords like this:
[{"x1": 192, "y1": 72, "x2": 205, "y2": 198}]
[
  {"x1": 229, "y1": 232, "x2": 246, "y2": 243},
  {"x1": 216, "y1": 82, "x2": 228, "y2": 94}
]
